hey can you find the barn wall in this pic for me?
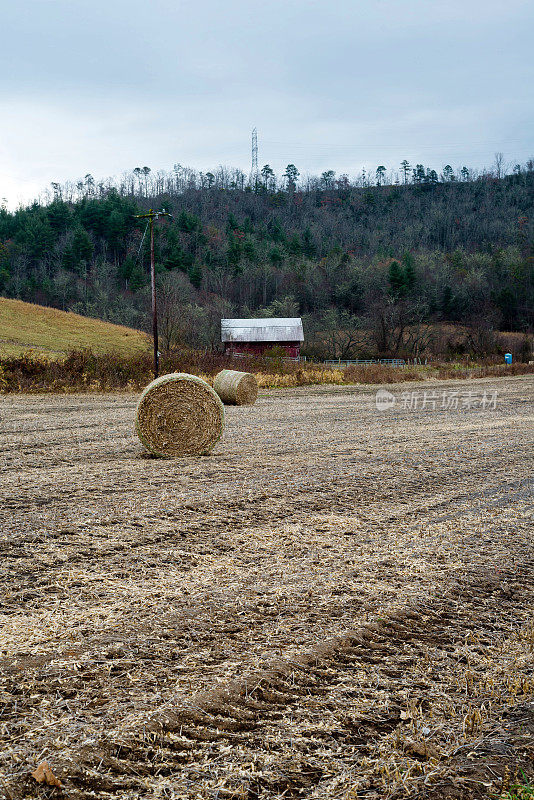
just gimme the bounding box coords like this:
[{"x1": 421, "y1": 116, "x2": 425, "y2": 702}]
[{"x1": 224, "y1": 342, "x2": 301, "y2": 358}]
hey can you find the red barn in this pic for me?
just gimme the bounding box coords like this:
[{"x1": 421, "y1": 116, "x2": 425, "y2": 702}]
[{"x1": 222, "y1": 318, "x2": 304, "y2": 358}]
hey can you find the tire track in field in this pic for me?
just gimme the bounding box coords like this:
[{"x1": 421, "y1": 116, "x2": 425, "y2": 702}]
[{"x1": 14, "y1": 558, "x2": 532, "y2": 800}]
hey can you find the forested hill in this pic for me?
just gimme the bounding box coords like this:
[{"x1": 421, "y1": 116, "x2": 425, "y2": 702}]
[{"x1": 0, "y1": 163, "x2": 532, "y2": 357}]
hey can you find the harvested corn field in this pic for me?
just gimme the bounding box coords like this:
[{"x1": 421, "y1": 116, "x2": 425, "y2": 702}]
[{"x1": 0, "y1": 376, "x2": 533, "y2": 800}]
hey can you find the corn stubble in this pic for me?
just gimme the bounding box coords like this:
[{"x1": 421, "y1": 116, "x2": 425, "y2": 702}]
[{"x1": 0, "y1": 375, "x2": 532, "y2": 799}]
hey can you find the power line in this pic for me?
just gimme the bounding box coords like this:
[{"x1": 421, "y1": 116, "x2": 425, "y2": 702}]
[
  {"x1": 261, "y1": 138, "x2": 528, "y2": 154},
  {"x1": 134, "y1": 221, "x2": 150, "y2": 265}
]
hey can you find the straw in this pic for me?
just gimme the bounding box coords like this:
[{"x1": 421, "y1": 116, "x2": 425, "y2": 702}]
[
  {"x1": 135, "y1": 373, "x2": 224, "y2": 457},
  {"x1": 213, "y1": 369, "x2": 258, "y2": 405}
]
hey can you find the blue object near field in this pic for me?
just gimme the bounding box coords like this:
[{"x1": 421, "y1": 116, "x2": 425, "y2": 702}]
[{"x1": 505, "y1": 353, "x2": 513, "y2": 364}]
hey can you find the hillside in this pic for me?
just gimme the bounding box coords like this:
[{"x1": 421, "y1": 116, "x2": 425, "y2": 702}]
[
  {"x1": 0, "y1": 162, "x2": 532, "y2": 359},
  {"x1": 0, "y1": 297, "x2": 148, "y2": 358}
]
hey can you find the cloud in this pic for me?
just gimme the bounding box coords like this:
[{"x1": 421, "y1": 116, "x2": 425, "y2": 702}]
[{"x1": 1, "y1": 0, "x2": 532, "y2": 206}]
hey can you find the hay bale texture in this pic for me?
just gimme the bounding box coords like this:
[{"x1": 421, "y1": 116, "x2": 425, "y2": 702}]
[
  {"x1": 135, "y1": 373, "x2": 224, "y2": 457},
  {"x1": 213, "y1": 369, "x2": 258, "y2": 406}
]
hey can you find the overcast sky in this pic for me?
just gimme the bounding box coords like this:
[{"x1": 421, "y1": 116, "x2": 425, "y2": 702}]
[{"x1": 1, "y1": 0, "x2": 532, "y2": 207}]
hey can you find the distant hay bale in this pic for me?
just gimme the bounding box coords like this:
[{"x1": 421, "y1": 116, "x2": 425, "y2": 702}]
[
  {"x1": 213, "y1": 369, "x2": 258, "y2": 406},
  {"x1": 135, "y1": 373, "x2": 224, "y2": 457}
]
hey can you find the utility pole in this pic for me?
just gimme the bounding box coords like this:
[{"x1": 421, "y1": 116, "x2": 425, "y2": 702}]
[{"x1": 133, "y1": 208, "x2": 173, "y2": 378}]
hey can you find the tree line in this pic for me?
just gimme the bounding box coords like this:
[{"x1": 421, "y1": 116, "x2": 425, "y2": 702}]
[{"x1": 0, "y1": 157, "x2": 532, "y2": 359}]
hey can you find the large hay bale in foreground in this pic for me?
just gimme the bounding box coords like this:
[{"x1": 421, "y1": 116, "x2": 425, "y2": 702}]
[
  {"x1": 213, "y1": 369, "x2": 258, "y2": 406},
  {"x1": 135, "y1": 373, "x2": 224, "y2": 457}
]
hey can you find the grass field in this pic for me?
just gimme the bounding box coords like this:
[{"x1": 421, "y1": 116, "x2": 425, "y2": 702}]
[
  {"x1": 0, "y1": 375, "x2": 532, "y2": 799},
  {"x1": 0, "y1": 297, "x2": 149, "y2": 358}
]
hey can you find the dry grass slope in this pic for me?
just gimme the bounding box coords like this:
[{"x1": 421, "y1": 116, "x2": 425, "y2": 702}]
[{"x1": 0, "y1": 297, "x2": 149, "y2": 358}]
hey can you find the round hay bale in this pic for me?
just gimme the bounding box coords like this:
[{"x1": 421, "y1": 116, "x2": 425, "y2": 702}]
[
  {"x1": 213, "y1": 369, "x2": 258, "y2": 406},
  {"x1": 135, "y1": 373, "x2": 224, "y2": 457}
]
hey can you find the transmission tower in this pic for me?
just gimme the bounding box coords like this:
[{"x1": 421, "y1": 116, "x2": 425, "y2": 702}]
[{"x1": 250, "y1": 127, "x2": 258, "y2": 187}]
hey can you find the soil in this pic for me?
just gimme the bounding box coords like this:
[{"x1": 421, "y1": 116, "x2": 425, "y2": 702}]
[{"x1": 0, "y1": 376, "x2": 532, "y2": 799}]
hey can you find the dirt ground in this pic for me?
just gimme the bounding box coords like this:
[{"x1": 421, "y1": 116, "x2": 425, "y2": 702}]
[{"x1": 0, "y1": 376, "x2": 533, "y2": 800}]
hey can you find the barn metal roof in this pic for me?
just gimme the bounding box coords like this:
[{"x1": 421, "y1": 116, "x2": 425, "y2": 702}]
[{"x1": 221, "y1": 318, "x2": 304, "y2": 343}]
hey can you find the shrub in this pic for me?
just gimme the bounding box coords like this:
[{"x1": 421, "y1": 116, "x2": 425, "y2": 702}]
[
  {"x1": 343, "y1": 364, "x2": 420, "y2": 384},
  {"x1": 0, "y1": 349, "x2": 532, "y2": 394}
]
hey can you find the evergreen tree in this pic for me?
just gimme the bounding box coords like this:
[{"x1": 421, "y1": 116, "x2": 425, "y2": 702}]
[
  {"x1": 242, "y1": 239, "x2": 256, "y2": 260},
  {"x1": 47, "y1": 200, "x2": 71, "y2": 232},
  {"x1": 269, "y1": 247, "x2": 284, "y2": 267},
  {"x1": 118, "y1": 256, "x2": 135, "y2": 287},
  {"x1": 412, "y1": 165, "x2": 426, "y2": 184},
  {"x1": 442, "y1": 165, "x2": 454, "y2": 182},
  {"x1": 260, "y1": 164, "x2": 275, "y2": 190},
  {"x1": 388, "y1": 260, "x2": 405, "y2": 297},
  {"x1": 321, "y1": 170, "x2": 336, "y2": 189},
  {"x1": 284, "y1": 164, "x2": 299, "y2": 190},
  {"x1": 188, "y1": 262, "x2": 202, "y2": 288},
  {"x1": 302, "y1": 228, "x2": 317, "y2": 258},
  {"x1": 400, "y1": 160, "x2": 411, "y2": 184},
  {"x1": 129, "y1": 261, "x2": 145, "y2": 292},
  {"x1": 226, "y1": 213, "x2": 239, "y2": 233},
  {"x1": 287, "y1": 234, "x2": 302, "y2": 256},
  {"x1": 227, "y1": 235, "x2": 242, "y2": 272},
  {"x1": 72, "y1": 227, "x2": 93, "y2": 263},
  {"x1": 375, "y1": 166, "x2": 386, "y2": 186}
]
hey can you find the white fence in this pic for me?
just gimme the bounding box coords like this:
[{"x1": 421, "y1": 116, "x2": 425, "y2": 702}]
[
  {"x1": 323, "y1": 358, "x2": 428, "y2": 368},
  {"x1": 231, "y1": 353, "x2": 428, "y2": 367}
]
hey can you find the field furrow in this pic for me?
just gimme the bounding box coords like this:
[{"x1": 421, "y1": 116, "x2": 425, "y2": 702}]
[{"x1": 1, "y1": 376, "x2": 532, "y2": 799}]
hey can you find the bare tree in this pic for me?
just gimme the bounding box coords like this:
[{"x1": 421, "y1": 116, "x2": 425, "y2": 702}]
[
  {"x1": 142, "y1": 166, "x2": 151, "y2": 197},
  {"x1": 493, "y1": 152, "x2": 504, "y2": 179},
  {"x1": 367, "y1": 295, "x2": 433, "y2": 358},
  {"x1": 304, "y1": 310, "x2": 367, "y2": 360},
  {"x1": 157, "y1": 273, "x2": 197, "y2": 351}
]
